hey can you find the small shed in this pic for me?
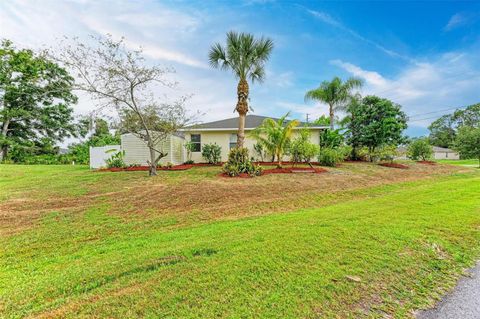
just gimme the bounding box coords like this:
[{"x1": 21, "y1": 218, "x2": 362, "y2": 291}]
[{"x1": 121, "y1": 133, "x2": 185, "y2": 166}]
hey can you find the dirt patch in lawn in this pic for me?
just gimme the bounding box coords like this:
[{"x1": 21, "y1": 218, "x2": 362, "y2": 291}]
[
  {"x1": 106, "y1": 162, "x2": 468, "y2": 227},
  {"x1": 0, "y1": 162, "x2": 471, "y2": 235}
]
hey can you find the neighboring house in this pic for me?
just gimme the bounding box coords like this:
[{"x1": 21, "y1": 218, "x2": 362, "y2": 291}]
[
  {"x1": 396, "y1": 146, "x2": 460, "y2": 160},
  {"x1": 432, "y1": 146, "x2": 460, "y2": 160},
  {"x1": 180, "y1": 115, "x2": 328, "y2": 163}
]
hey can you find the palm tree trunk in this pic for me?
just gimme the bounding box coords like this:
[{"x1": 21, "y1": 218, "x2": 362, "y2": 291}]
[
  {"x1": 329, "y1": 104, "x2": 334, "y2": 130},
  {"x1": 236, "y1": 79, "x2": 249, "y2": 148}
]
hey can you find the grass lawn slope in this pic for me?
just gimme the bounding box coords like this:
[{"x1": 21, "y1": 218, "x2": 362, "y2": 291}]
[{"x1": 0, "y1": 164, "x2": 479, "y2": 318}]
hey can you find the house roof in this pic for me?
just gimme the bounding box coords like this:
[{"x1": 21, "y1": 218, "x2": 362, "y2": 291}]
[
  {"x1": 432, "y1": 146, "x2": 456, "y2": 153},
  {"x1": 182, "y1": 114, "x2": 328, "y2": 131},
  {"x1": 397, "y1": 145, "x2": 457, "y2": 153}
]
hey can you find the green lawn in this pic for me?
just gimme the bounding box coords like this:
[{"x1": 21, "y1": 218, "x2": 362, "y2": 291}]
[
  {"x1": 0, "y1": 164, "x2": 479, "y2": 318},
  {"x1": 436, "y1": 159, "x2": 480, "y2": 167}
]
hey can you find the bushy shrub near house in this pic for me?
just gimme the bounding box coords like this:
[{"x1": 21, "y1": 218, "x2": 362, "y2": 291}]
[
  {"x1": 222, "y1": 148, "x2": 262, "y2": 177},
  {"x1": 201, "y1": 143, "x2": 222, "y2": 164}
]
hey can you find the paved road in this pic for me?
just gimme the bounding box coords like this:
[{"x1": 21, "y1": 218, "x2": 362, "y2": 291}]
[{"x1": 417, "y1": 262, "x2": 480, "y2": 319}]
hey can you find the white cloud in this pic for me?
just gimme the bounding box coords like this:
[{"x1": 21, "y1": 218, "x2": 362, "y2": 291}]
[
  {"x1": 307, "y1": 9, "x2": 415, "y2": 63},
  {"x1": 444, "y1": 12, "x2": 475, "y2": 31},
  {"x1": 331, "y1": 53, "x2": 480, "y2": 127}
]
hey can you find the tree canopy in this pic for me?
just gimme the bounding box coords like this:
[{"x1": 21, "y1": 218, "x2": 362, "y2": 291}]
[
  {"x1": 0, "y1": 39, "x2": 77, "y2": 161},
  {"x1": 453, "y1": 126, "x2": 480, "y2": 167},
  {"x1": 305, "y1": 77, "x2": 363, "y2": 130},
  {"x1": 428, "y1": 103, "x2": 480, "y2": 148},
  {"x1": 346, "y1": 95, "x2": 407, "y2": 159}
]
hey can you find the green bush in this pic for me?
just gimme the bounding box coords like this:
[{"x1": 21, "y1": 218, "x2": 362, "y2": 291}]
[
  {"x1": 318, "y1": 148, "x2": 343, "y2": 167},
  {"x1": 105, "y1": 150, "x2": 126, "y2": 168},
  {"x1": 369, "y1": 145, "x2": 398, "y2": 162},
  {"x1": 290, "y1": 129, "x2": 320, "y2": 163},
  {"x1": 222, "y1": 147, "x2": 263, "y2": 177},
  {"x1": 407, "y1": 138, "x2": 433, "y2": 161},
  {"x1": 201, "y1": 143, "x2": 222, "y2": 164},
  {"x1": 319, "y1": 129, "x2": 344, "y2": 149}
]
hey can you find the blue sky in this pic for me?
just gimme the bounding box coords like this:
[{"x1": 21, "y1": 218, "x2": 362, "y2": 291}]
[{"x1": 1, "y1": 0, "x2": 479, "y2": 137}]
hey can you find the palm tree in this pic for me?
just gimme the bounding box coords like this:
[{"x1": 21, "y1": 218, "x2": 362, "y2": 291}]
[
  {"x1": 250, "y1": 112, "x2": 299, "y2": 168},
  {"x1": 304, "y1": 77, "x2": 363, "y2": 130},
  {"x1": 209, "y1": 31, "x2": 274, "y2": 148}
]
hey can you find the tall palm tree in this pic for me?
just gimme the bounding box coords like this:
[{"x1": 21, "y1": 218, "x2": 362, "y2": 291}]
[
  {"x1": 250, "y1": 112, "x2": 299, "y2": 168},
  {"x1": 304, "y1": 77, "x2": 363, "y2": 130},
  {"x1": 209, "y1": 31, "x2": 274, "y2": 148}
]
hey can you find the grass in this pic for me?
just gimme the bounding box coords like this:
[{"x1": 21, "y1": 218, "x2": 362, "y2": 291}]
[
  {"x1": 436, "y1": 159, "x2": 480, "y2": 167},
  {"x1": 0, "y1": 163, "x2": 479, "y2": 318}
]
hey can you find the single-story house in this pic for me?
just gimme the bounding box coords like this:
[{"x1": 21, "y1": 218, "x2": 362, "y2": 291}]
[
  {"x1": 179, "y1": 115, "x2": 327, "y2": 163},
  {"x1": 432, "y1": 146, "x2": 460, "y2": 160},
  {"x1": 396, "y1": 145, "x2": 460, "y2": 160},
  {"x1": 110, "y1": 115, "x2": 327, "y2": 167}
]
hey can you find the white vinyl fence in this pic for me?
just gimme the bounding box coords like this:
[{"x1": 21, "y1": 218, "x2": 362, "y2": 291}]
[{"x1": 89, "y1": 145, "x2": 121, "y2": 169}]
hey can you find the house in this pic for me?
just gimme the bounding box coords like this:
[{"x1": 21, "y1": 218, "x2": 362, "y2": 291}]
[
  {"x1": 432, "y1": 146, "x2": 460, "y2": 160},
  {"x1": 115, "y1": 115, "x2": 327, "y2": 167},
  {"x1": 396, "y1": 145, "x2": 460, "y2": 160},
  {"x1": 179, "y1": 115, "x2": 327, "y2": 163}
]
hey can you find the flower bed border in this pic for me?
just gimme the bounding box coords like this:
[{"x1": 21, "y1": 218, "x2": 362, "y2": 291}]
[
  {"x1": 379, "y1": 162, "x2": 409, "y2": 169},
  {"x1": 417, "y1": 160, "x2": 437, "y2": 165}
]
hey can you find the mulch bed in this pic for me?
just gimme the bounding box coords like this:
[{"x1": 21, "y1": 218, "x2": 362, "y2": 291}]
[
  {"x1": 99, "y1": 163, "x2": 221, "y2": 172},
  {"x1": 417, "y1": 161, "x2": 437, "y2": 165},
  {"x1": 379, "y1": 162, "x2": 409, "y2": 169},
  {"x1": 219, "y1": 166, "x2": 328, "y2": 178}
]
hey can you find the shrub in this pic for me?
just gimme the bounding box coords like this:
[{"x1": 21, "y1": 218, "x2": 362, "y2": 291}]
[
  {"x1": 290, "y1": 139, "x2": 320, "y2": 163},
  {"x1": 253, "y1": 143, "x2": 267, "y2": 162},
  {"x1": 369, "y1": 145, "x2": 398, "y2": 163},
  {"x1": 184, "y1": 159, "x2": 194, "y2": 164},
  {"x1": 407, "y1": 138, "x2": 433, "y2": 161},
  {"x1": 318, "y1": 148, "x2": 343, "y2": 167},
  {"x1": 105, "y1": 150, "x2": 126, "y2": 168},
  {"x1": 165, "y1": 162, "x2": 173, "y2": 169},
  {"x1": 222, "y1": 147, "x2": 263, "y2": 177},
  {"x1": 319, "y1": 129, "x2": 344, "y2": 149},
  {"x1": 201, "y1": 143, "x2": 222, "y2": 164},
  {"x1": 184, "y1": 141, "x2": 196, "y2": 163}
]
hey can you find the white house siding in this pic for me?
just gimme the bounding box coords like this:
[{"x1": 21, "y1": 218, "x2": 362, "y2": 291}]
[
  {"x1": 121, "y1": 134, "x2": 184, "y2": 166},
  {"x1": 434, "y1": 151, "x2": 460, "y2": 160},
  {"x1": 185, "y1": 129, "x2": 321, "y2": 163}
]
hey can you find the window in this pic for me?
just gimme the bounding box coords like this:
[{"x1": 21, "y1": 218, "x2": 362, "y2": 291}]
[
  {"x1": 229, "y1": 134, "x2": 237, "y2": 149},
  {"x1": 191, "y1": 134, "x2": 201, "y2": 152}
]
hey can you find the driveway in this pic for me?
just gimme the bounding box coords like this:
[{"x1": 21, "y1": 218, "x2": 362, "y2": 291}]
[{"x1": 417, "y1": 262, "x2": 480, "y2": 319}]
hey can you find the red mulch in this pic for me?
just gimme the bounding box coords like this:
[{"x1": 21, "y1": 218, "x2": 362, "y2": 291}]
[
  {"x1": 99, "y1": 163, "x2": 220, "y2": 172},
  {"x1": 263, "y1": 167, "x2": 327, "y2": 175},
  {"x1": 253, "y1": 161, "x2": 322, "y2": 166},
  {"x1": 379, "y1": 162, "x2": 409, "y2": 169},
  {"x1": 219, "y1": 166, "x2": 328, "y2": 178},
  {"x1": 417, "y1": 161, "x2": 437, "y2": 165}
]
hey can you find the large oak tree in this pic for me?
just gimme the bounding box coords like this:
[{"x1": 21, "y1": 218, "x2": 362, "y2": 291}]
[{"x1": 0, "y1": 39, "x2": 77, "y2": 161}]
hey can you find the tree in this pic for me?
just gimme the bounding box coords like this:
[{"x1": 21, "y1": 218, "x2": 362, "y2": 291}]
[
  {"x1": 346, "y1": 95, "x2": 407, "y2": 161},
  {"x1": 312, "y1": 115, "x2": 330, "y2": 126},
  {"x1": 304, "y1": 76, "x2": 363, "y2": 130},
  {"x1": 428, "y1": 114, "x2": 456, "y2": 148},
  {"x1": 0, "y1": 39, "x2": 77, "y2": 162},
  {"x1": 67, "y1": 118, "x2": 120, "y2": 165},
  {"x1": 407, "y1": 138, "x2": 433, "y2": 161},
  {"x1": 209, "y1": 31, "x2": 274, "y2": 148},
  {"x1": 57, "y1": 35, "x2": 191, "y2": 176},
  {"x1": 428, "y1": 103, "x2": 480, "y2": 147},
  {"x1": 453, "y1": 126, "x2": 480, "y2": 168},
  {"x1": 250, "y1": 112, "x2": 299, "y2": 168}
]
